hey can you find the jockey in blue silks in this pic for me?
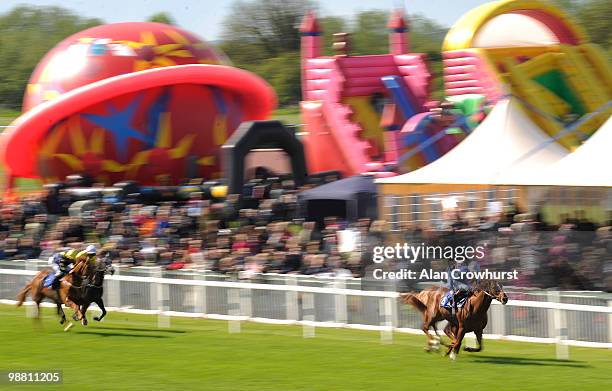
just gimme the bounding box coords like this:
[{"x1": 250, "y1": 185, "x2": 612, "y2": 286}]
[{"x1": 442, "y1": 259, "x2": 475, "y2": 314}]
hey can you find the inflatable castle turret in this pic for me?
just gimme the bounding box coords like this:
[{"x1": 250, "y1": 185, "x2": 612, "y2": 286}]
[{"x1": 387, "y1": 9, "x2": 409, "y2": 55}]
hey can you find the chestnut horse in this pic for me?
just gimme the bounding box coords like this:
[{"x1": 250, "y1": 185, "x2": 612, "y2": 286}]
[
  {"x1": 401, "y1": 280, "x2": 508, "y2": 360},
  {"x1": 16, "y1": 258, "x2": 93, "y2": 330}
]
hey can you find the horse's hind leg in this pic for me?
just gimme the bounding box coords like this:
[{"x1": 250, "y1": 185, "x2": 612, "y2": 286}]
[
  {"x1": 429, "y1": 323, "x2": 441, "y2": 350},
  {"x1": 93, "y1": 299, "x2": 107, "y2": 322},
  {"x1": 464, "y1": 329, "x2": 483, "y2": 353},
  {"x1": 422, "y1": 317, "x2": 437, "y2": 352},
  {"x1": 31, "y1": 291, "x2": 44, "y2": 320},
  {"x1": 34, "y1": 301, "x2": 41, "y2": 320},
  {"x1": 433, "y1": 323, "x2": 448, "y2": 347}
]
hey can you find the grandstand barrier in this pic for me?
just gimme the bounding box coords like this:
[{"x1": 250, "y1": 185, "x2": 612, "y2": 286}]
[{"x1": 0, "y1": 268, "x2": 610, "y2": 349}]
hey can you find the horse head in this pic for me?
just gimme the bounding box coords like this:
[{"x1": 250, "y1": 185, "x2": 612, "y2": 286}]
[
  {"x1": 91, "y1": 257, "x2": 115, "y2": 286},
  {"x1": 103, "y1": 258, "x2": 116, "y2": 276},
  {"x1": 477, "y1": 280, "x2": 508, "y2": 304}
]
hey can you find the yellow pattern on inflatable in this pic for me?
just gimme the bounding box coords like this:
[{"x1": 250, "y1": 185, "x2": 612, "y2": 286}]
[
  {"x1": 505, "y1": 45, "x2": 611, "y2": 148},
  {"x1": 342, "y1": 96, "x2": 384, "y2": 154},
  {"x1": 442, "y1": 0, "x2": 611, "y2": 150}
]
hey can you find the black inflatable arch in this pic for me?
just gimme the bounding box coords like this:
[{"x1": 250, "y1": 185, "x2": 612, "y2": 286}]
[{"x1": 222, "y1": 120, "x2": 308, "y2": 194}]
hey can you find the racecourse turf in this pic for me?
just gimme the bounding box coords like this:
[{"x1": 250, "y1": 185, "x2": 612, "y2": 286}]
[{"x1": 0, "y1": 304, "x2": 610, "y2": 391}]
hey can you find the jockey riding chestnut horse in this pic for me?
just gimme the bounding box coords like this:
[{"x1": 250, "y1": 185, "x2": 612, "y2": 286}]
[{"x1": 401, "y1": 279, "x2": 508, "y2": 360}]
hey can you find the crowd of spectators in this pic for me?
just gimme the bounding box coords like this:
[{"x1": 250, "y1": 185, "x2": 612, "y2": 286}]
[
  {"x1": 0, "y1": 176, "x2": 376, "y2": 278},
  {"x1": 0, "y1": 177, "x2": 610, "y2": 292},
  {"x1": 384, "y1": 208, "x2": 612, "y2": 292}
]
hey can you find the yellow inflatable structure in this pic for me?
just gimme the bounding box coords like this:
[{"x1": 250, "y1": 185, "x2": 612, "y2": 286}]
[{"x1": 442, "y1": 0, "x2": 611, "y2": 149}]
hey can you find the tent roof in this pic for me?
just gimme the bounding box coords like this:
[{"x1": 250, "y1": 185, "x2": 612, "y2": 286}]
[
  {"x1": 300, "y1": 174, "x2": 376, "y2": 202},
  {"x1": 510, "y1": 115, "x2": 612, "y2": 187},
  {"x1": 377, "y1": 99, "x2": 568, "y2": 186}
]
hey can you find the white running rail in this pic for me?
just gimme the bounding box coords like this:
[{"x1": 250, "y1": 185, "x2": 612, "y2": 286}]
[{"x1": 1, "y1": 268, "x2": 610, "y2": 349}]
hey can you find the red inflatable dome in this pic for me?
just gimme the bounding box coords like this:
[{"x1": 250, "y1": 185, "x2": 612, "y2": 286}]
[{"x1": 1, "y1": 22, "x2": 276, "y2": 187}]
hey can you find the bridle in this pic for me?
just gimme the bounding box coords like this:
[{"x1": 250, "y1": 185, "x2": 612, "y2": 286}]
[{"x1": 480, "y1": 282, "x2": 505, "y2": 302}]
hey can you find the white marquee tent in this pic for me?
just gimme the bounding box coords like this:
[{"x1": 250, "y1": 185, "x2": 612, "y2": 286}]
[
  {"x1": 377, "y1": 98, "x2": 569, "y2": 186},
  {"x1": 509, "y1": 115, "x2": 612, "y2": 187}
]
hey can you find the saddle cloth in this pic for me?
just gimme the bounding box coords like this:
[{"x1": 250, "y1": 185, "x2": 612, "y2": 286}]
[
  {"x1": 43, "y1": 273, "x2": 56, "y2": 288},
  {"x1": 440, "y1": 291, "x2": 467, "y2": 309}
]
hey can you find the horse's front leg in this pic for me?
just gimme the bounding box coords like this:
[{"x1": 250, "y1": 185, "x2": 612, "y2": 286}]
[
  {"x1": 63, "y1": 295, "x2": 82, "y2": 321},
  {"x1": 464, "y1": 329, "x2": 483, "y2": 352},
  {"x1": 93, "y1": 299, "x2": 107, "y2": 322},
  {"x1": 80, "y1": 302, "x2": 90, "y2": 326},
  {"x1": 60, "y1": 295, "x2": 80, "y2": 332},
  {"x1": 448, "y1": 326, "x2": 466, "y2": 360},
  {"x1": 56, "y1": 303, "x2": 66, "y2": 324}
]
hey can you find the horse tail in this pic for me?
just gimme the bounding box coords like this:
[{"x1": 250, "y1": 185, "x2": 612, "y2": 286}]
[
  {"x1": 400, "y1": 292, "x2": 428, "y2": 314},
  {"x1": 16, "y1": 283, "x2": 31, "y2": 307}
]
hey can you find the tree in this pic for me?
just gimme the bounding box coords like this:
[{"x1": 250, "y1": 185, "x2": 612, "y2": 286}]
[
  {"x1": 221, "y1": 0, "x2": 315, "y2": 57},
  {"x1": 575, "y1": 0, "x2": 611, "y2": 53},
  {"x1": 410, "y1": 14, "x2": 446, "y2": 54},
  {"x1": 249, "y1": 52, "x2": 301, "y2": 105},
  {"x1": 220, "y1": 0, "x2": 315, "y2": 105},
  {"x1": 0, "y1": 6, "x2": 101, "y2": 110},
  {"x1": 319, "y1": 16, "x2": 346, "y2": 56},
  {"x1": 147, "y1": 12, "x2": 176, "y2": 25},
  {"x1": 552, "y1": 0, "x2": 610, "y2": 54},
  {"x1": 351, "y1": 10, "x2": 388, "y2": 55}
]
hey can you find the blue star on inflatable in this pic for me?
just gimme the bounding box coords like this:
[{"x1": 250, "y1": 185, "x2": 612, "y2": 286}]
[
  {"x1": 82, "y1": 93, "x2": 154, "y2": 162},
  {"x1": 146, "y1": 88, "x2": 172, "y2": 148}
]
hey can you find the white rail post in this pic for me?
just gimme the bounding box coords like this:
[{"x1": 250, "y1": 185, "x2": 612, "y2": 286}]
[
  {"x1": 242, "y1": 287, "x2": 252, "y2": 320},
  {"x1": 195, "y1": 272, "x2": 207, "y2": 316},
  {"x1": 108, "y1": 267, "x2": 120, "y2": 309},
  {"x1": 379, "y1": 297, "x2": 393, "y2": 344},
  {"x1": 155, "y1": 268, "x2": 170, "y2": 328},
  {"x1": 334, "y1": 278, "x2": 347, "y2": 325},
  {"x1": 491, "y1": 301, "x2": 506, "y2": 336},
  {"x1": 302, "y1": 292, "x2": 315, "y2": 338},
  {"x1": 286, "y1": 276, "x2": 299, "y2": 322},
  {"x1": 228, "y1": 287, "x2": 241, "y2": 333},
  {"x1": 550, "y1": 291, "x2": 569, "y2": 360}
]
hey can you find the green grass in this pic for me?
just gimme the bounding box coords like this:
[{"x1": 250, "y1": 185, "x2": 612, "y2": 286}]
[{"x1": 1, "y1": 304, "x2": 610, "y2": 391}]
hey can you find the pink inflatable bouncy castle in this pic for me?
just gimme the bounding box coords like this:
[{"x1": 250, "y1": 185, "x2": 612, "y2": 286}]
[
  {"x1": 300, "y1": 11, "x2": 436, "y2": 177},
  {"x1": 299, "y1": 11, "x2": 494, "y2": 177}
]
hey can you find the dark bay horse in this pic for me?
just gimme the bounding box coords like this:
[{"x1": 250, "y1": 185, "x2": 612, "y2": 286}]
[
  {"x1": 401, "y1": 280, "x2": 508, "y2": 360},
  {"x1": 75, "y1": 257, "x2": 115, "y2": 325}
]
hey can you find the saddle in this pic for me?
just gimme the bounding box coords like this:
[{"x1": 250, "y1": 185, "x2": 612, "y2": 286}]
[
  {"x1": 440, "y1": 291, "x2": 467, "y2": 309},
  {"x1": 43, "y1": 273, "x2": 56, "y2": 288}
]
